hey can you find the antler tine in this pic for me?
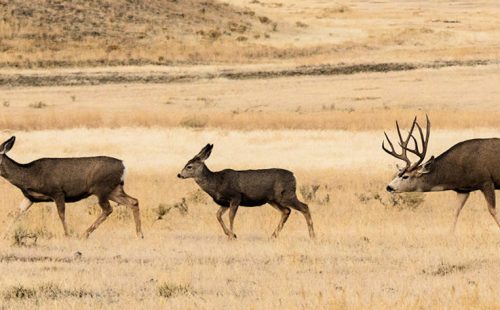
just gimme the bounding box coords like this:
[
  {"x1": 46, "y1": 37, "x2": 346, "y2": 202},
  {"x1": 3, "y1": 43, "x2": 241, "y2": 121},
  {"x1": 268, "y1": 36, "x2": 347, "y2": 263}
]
[
  {"x1": 382, "y1": 116, "x2": 422, "y2": 171},
  {"x1": 383, "y1": 132, "x2": 396, "y2": 152},
  {"x1": 405, "y1": 115, "x2": 431, "y2": 169},
  {"x1": 408, "y1": 135, "x2": 420, "y2": 154},
  {"x1": 382, "y1": 131, "x2": 411, "y2": 169}
]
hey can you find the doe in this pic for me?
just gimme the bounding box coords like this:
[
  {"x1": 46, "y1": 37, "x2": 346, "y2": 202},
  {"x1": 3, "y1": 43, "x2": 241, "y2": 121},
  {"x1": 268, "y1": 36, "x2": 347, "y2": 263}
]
[
  {"x1": 177, "y1": 144, "x2": 315, "y2": 239},
  {"x1": 0, "y1": 136, "x2": 143, "y2": 238}
]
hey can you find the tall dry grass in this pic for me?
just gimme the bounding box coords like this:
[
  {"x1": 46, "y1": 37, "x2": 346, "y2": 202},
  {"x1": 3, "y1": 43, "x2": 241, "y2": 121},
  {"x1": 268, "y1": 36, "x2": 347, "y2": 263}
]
[
  {"x1": 0, "y1": 128, "x2": 499, "y2": 308},
  {"x1": 0, "y1": 107, "x2": 499, "y2": 131}
]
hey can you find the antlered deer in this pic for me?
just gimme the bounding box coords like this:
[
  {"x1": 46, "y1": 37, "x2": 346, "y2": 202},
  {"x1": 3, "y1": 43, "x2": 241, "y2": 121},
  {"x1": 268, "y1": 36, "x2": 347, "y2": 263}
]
[
  {"x1": 382, "y1": 116, "x2": 500, "y2": 231},
  {"x1": 0, "y1": 136, "x2": 143, "y2": 238},
  {"x1": 177, "y1": 144, "x2": 315, "y2": 239}
]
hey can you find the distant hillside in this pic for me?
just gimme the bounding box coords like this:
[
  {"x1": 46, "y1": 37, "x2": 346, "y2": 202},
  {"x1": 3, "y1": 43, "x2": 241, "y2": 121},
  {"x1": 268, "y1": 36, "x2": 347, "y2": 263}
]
[
  {"x1": 1, "y1": 1, "x2": 498, "y2": 68},
  {"x1": 0, "y1": 0, "x2": 277, "y2": 67}
]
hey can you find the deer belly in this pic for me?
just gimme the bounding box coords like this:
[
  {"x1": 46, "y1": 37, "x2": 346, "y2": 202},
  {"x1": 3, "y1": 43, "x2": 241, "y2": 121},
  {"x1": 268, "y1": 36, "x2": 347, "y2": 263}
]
[
  {"x1": 25, "y1": 190, "x2": 52, "y2": 202},
  {"x1": 65, "y1": 192, "x2": 92, "y2": 202},
  {"x1": 240, "y1": 196, "x2": 267, "y2": 207}
]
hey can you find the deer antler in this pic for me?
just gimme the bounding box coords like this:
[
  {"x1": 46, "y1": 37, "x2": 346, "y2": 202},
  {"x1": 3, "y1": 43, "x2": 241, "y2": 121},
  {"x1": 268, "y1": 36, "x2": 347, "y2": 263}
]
[
  {"x1": 405, "y1": 115, "x2": 431, "y2": 170},
  {"x1": 382, "y1": 117, "x2": 417, "y2": 171},
  {"x1": 382, "y1": 115, "x2": 431, "y2": 172}
]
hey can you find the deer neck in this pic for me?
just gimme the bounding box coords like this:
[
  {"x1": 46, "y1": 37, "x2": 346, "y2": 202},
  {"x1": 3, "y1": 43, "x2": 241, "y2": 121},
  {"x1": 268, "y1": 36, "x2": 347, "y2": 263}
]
[
  {"x1": 416, "y1": 159, "x2": 454, "y2": 192},
  {"x1": 0, "y1": 156, "x2": 33, "y2": 189},
  {"x1": 194, "y1": 165, "x2": 218, "y2": 197}
]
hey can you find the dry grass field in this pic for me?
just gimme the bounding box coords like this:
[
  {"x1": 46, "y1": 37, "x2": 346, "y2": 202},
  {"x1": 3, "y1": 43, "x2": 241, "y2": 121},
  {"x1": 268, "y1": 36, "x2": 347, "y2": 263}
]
[
  {"x1": 1, "y1": 0, "x2": 499, "y2": 67},
  {"x1": 0, "y1": 0, "x2": 499, "y2": 309}
]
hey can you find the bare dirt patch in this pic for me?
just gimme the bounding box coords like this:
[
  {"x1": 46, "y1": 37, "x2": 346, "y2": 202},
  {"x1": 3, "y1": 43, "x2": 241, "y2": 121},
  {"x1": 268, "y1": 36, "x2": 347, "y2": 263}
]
[{"x1": 0, "y1": 59, "x2": 497, "y2": 88}]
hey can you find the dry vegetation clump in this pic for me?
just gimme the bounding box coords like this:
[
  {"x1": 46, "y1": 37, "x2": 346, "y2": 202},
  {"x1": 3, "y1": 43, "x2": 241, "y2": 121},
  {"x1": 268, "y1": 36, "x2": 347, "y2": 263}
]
[
  {"x1": 2, "y1": 282, "x2": 111, "y2": 301},
  {"x1": 355, "y1": 191, "x2": 425, "y2": 211},
  {"x1": 157, "y1": 282, "x2": 193, "y2": 298}
]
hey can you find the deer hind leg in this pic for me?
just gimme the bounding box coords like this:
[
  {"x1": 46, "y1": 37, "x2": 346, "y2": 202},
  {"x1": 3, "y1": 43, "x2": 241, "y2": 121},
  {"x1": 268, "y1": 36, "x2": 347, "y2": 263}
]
[
  {"x1": 451, "y1": 192, "x2": 470, "y2": 233},
  {"x1": 269, "y1": 202, "x2": 291, "y2": 238},
  {"x1": 216, "y1": 207, "x2": 231, "y2": 237},
  {"x1": 227, "y1": 201, "x2": 240, "y2": 240},
  {"x1": 289, "y1": 197, "x2": 316, "y2": 239},
  {"x1": 3, "y1": 198, "x2": 33, "y2": 239},
  {"x1": 481, "y1": 184, "x2": 500, "y2": 229},
  {"x1": 109, "y1": 185, "x2": 143, "y2": 238},
  {"x1": 54, "y1": 196, "x2": 69, "y2": 237},
  {"x1": 84, "y1": 198, "x2": 113, "y2": 239}
]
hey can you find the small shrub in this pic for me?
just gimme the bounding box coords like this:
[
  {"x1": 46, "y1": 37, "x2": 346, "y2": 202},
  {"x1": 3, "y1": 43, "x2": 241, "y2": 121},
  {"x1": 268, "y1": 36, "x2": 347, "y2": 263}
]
[
  {"x1": 3, "y1": 285, "x2": 36, "y2": 300},
  {"x1": 356, "y1": 192, "x2": 424, "y2": 210},
  {"x1": 186, "y1": 189, "x2": 208, "y2": 205},
  {"x1": 12, "y1": 227, "x2": 38, "y2": 247},
  {"x1": 153, "y1": 204, "x2": 172, "y2": 221},
  {"x1": 157, "y1": 283, "x2": 192, "y2": 298},
  {"x1": 207, "y1": 29, "x2": 222, "y2": 40},
  {"x1": 2, "y1": 100, "x2": 9, "y2": 107},
  {"x1": 322, "y1": 103, "x2": 336, "y2": 111},
  {"x1": 422, "y1": 262, "x2": 468, "y2": 276},
  {"x1": 259, "y1": 16, "x2": 271, "y2": 24},
  {"x1": 29, "y1": 101, "x2": 47, "y2": 109},
  {"x1": 300, "y1": 184, "x2": 330, "y2": 205},
  {"x1": 295, "y1": 21, "x2": 308, "y2": 28},
  {"x1": 3, "y1": 282, "x2": 102, "y2": 300},
  {"x1": 173, "y1": 198, "x2": 188, "y2": 215},
  {"x1": 180, "y1": 116, "x2": 207, "y2": 128},
  {"x1": 387, "y1": 193, "x2": 425, "y2": 210},
  {"x1": 154, "y1": 199, "x2": 188, "y2": 221},
  {"x1": 300, "y1": 184, "x2": 320, "y2": 202}
]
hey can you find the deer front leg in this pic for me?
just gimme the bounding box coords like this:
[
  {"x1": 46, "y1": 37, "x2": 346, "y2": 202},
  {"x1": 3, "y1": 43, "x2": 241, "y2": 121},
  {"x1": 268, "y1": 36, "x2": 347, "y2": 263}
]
[
  {"x1": 216, "y1": 207, "x2": 230, "y2": 237},
  {"x1": 481, "y1": 183, "x2": 500, "y2": 229},
  {"x1": 228, "y1": 200, "x2": 240, "y2": 240},
  {"x1": 451, "y1": 192, "x2": 470, "y2": 233},
  {"x1": 2, "y1": 197, "x2": 33, "y2": 239},
  {"x1": 54, "y1": 196, "x2": 69, "y2": 237}
]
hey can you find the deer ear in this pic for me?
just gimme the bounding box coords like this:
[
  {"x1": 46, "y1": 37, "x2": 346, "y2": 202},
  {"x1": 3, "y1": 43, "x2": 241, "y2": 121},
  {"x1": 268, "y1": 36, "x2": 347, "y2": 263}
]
[
  {"x1": 0, "y1": 136, "x2": 15, "y2": 154},
  {"x1": 194, "y1": 143, "x2": 213, "y2": 161},
  {"x1": 419, "y1": 156, "x2": 435, "y2": 174}
]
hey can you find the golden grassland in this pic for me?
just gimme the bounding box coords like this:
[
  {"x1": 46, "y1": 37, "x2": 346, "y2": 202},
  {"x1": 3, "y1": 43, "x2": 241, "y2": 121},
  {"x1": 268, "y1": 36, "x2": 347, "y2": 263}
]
[
  {"x1": 0, "y1": 0, "x2": 499, "y2": 67},
  {"x1": 0, "y1": 65, "x2": 499, "y2": 131},
  {"x1": 0, "y1": 0, "x2": 499, "y2": 304},
  {"x1": 0, "y1": 127, "x2": 499, "y2": 309}
]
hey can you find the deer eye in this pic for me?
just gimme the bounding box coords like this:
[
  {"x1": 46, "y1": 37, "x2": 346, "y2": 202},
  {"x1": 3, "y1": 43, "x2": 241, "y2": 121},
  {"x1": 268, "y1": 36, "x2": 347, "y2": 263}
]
[
  {"x1": 187, "y1": 165, "x2": 193, "y2": 169},
  {"x1": 402, "y1": 175, "x2": 409, "y2": 180}
]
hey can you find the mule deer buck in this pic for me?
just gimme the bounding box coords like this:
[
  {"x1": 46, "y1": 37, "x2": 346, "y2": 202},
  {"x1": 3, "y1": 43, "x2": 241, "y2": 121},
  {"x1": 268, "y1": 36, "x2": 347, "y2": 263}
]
[
  {"x1": 0, "y1": 136, "x2": 143, "y2": 239},
  {"x1": 382, "y1": 115, "x2": 500, "y2": 231},
  {"x1": 177, "y1": 144, "x2": 315, "y2": 239}
]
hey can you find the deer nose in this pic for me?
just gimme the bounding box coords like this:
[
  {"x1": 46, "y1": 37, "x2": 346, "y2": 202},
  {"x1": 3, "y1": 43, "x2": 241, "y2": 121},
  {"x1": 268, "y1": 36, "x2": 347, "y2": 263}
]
[
  {"x1": 177, "y1": 174, "x2": 182, "y2": 178},
  {"x1": 386, "y1": 185, "x2": 394, "y2": 192}
]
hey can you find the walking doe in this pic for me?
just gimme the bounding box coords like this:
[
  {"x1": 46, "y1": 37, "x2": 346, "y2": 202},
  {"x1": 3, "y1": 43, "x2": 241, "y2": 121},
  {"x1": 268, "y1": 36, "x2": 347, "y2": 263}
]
[
  {"x1": 0, "y1": 136, "x2": 143, "y2": 238},
  {"x1": 177, "y1": 144, "x2": 315, "y2": 239}
]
